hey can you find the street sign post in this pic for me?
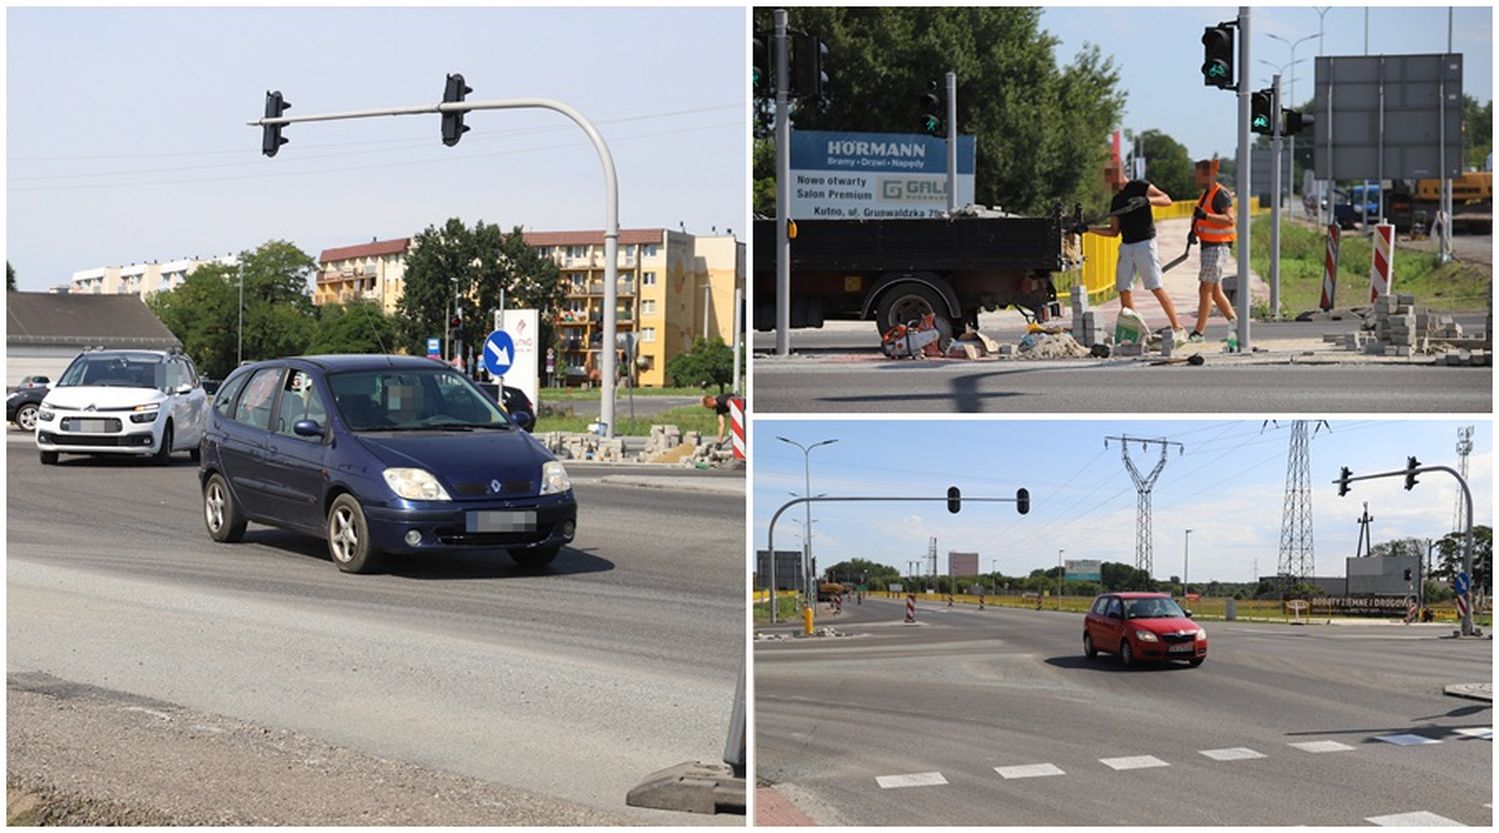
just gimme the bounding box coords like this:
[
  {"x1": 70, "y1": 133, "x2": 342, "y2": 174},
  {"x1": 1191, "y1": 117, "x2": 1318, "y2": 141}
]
[
  {"x1": 426, "y1": 337, "x2": 441, "y2": 359},
  {"x1": 483, "y1": 330, "x2": 515, "y2": 377}
]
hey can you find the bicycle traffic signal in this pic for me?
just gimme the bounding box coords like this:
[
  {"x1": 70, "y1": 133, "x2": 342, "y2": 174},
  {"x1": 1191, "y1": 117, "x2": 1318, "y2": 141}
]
[
  {"x1": 1201, "y1": 23, "x2": 1235, "y2": 89},
  {"x1": 441, "y1": 73, "x2": 473, "y2": 147}
]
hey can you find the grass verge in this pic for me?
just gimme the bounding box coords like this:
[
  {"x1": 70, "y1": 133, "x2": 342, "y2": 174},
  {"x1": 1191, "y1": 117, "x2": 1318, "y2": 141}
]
[
  {"x1": 1248, "y1": 217, "x2": 1491, "y2": 315},
  {"x1": 534, "y1": 404, "x2": 718, "y2": 437},
  {"x1": 753, "y1": 596, "x2": 802, "y2": 625},
  {"x1": 540, "y1": 386, "x2": 721, "y2": 401}
]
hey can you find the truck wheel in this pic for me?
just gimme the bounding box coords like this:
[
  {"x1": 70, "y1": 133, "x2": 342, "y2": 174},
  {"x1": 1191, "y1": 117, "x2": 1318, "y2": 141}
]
[{"x1": 876, "y1": 284, "x2": 952, "y2": 348}]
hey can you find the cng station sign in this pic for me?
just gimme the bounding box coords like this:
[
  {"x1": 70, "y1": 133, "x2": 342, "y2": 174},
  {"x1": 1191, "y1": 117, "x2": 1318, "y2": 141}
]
[{"x1": 789, "y1": 129, "x2": 976, "y2": 219}]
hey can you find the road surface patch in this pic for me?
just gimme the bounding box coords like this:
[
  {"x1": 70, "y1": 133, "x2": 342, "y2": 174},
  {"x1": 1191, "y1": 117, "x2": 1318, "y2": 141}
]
[
  {"x1": 993, "y1": 763, "x2": 1065, "y2": 780},
  {"x1": 1374, "y1": 733, "x2": 1442, "y2": 746},
  {"x1": 1289, "y1": 740, "x2": 1355, "y2": 753},
  {"x1": 1199, "y1": 747, "x2": 1266, "y2": 761},
  {"x1": 1099, "y1": 755, "x2": 1169, "y2": 771},
  {"x1": 1451, "y1": 727, "x2": 1492, "y2": 740},
  {"x1": 1365, "y1": 811, "x2": 1465, "y2": 826},
  {"x1": 875, "y1": 772, "x2": 947, "y2": 789}
]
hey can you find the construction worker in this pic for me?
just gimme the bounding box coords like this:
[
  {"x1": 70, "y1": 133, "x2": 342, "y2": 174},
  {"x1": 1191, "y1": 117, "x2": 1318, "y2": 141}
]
[
  {"x1": 700, "y1": 392, "x2": 733, "y2": 444},
  {"x1": 1188, "y1": 159, "x2": 1239, "y2": 342},
  {"x1": 1090, "y1": 160, "x2": 1187, "y2": 343}
]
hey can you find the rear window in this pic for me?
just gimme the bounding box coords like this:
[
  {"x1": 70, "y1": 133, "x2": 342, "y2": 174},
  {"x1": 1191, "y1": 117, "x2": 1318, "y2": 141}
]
[
  {"x1": 233, "y1": 368, "x2": 282, "y2": 430},
  {"x1": 213, "y1": 372, "x2": 250, "y2": 416}
]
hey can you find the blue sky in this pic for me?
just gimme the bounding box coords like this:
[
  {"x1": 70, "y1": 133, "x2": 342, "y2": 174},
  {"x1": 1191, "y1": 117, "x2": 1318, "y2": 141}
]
[
  {"x1": 753, "y1": 420, "x2": 1491, "y2": 583},
  {"x1": 1042, "y1": 5, "x2": 1492, "y2": 160},
  {"x1": 6, "y1": 6, "x2": 747, "y2": 290}
]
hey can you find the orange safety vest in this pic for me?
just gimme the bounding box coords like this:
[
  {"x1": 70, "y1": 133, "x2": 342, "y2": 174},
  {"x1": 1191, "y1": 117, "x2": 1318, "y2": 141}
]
[{"x1": 1193, "y1": 182, "x2": 1236, "y2": 244}]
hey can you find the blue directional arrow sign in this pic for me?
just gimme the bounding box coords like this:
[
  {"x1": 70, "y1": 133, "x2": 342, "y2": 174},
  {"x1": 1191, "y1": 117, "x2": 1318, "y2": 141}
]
[
  {"x1": 483, "y1": 330, "x2": 515, "y2": 376},
  {"x1": 1455, "y1": 571, "x2": 1470, "y2": 596}
]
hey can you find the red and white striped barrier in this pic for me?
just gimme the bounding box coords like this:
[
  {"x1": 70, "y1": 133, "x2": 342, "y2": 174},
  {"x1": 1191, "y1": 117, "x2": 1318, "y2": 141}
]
[
  {"x1": 905, "y1": 593, "x2": 916, "y2": 624},
  {"x1": 1320, "y1": 224, "x2": 1341, "y2": 311},
  {"x1": 833, "y1": 593, "x2": 842, "y2": 615},
  {"x1": 728, "y1": 397, "x2": 745, "y2": 460},
  {"x1": 1405, "y1": 597, "x2": 1416, "y2": 624},
  {"x1": 978, "y1": 593, "x2": 985, "y2": 610},
  {"x1": 1456, "y1": 593, "x2": 1469, "y2": 620},
  {"x1": 1369, "y1": 223, "x2": 1395, "y2": 302}
]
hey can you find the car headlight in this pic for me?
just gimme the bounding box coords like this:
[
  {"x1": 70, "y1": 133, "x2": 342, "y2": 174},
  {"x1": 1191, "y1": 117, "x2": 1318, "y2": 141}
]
[
  {"x1": 539, "y1": 460, "x2": 571, "y2": 495},
  {"x1": 1134, "y1": 629, "x2": 1159, "y2": 642},
  {"x1": 132, "y1": 402, "x2": 161, "y2": 412},
  {"x1": 130, "y1": 404, "x2": 162, "y2": 423},
  {"x1": 37, "y1": 405, "x2": 56, "y2": 422},
  {"x1": 382, "y1": 468, "x2": 452, "y2": 501},
  {"x1": 1194, "y1": 629, "x2": 1207, "y2": 640}
]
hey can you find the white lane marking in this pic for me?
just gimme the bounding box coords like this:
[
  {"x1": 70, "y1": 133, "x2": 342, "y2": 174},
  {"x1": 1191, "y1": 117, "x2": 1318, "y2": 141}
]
[
  {"x1": 1099, "y1": 755, "x2": 1170, "y2": 771},
  {"x1": 1289, "y1": 740, "x2": 1355, "y2": 753},
  {"x1": 876, "y1": 771, "x2": 947, "y2": 789},
  {"x1": 1453, "y1": 727, "x2": 1493, "y2": 740},
  {"x1": 1366, "y1": 811, "x2": 1465, "y2": 826},
  {"x1": 994, "y1": 763, "x2": 1065, "y2": 779},
  {"x1": 1375, "y1": 733, "x2": 1442, "y2": 746},
  {"x1": 1199, "y1": 746, "x2": 1266, "y2": 761}
]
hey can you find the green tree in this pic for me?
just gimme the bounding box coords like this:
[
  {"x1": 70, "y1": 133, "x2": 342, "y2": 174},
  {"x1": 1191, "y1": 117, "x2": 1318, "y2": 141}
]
[
  {"x1": 1136, "y1": 129, "x2": 1195, "y2": 202},
  {"x1": 752, "y1": 7, "x2": 1126, "y2": 218},
  {"x1": 1436, "y1": 525, "x2": 1492, "y2": 591},
  {"x1": 1370, "y1": 537, "x2": 1428, "y2": 559},
  {"x1": 665, "y1": 336, "x2": 733, "y2": 391},
  {"x1": 1462, "y1": 95, "x2": 1492, "y2": 171},
  {"x1": 307, "y1": 301, "x2": 400, "y2": 355},
  {"x1": 1100, "y1": 561, "x2": 1156, "y2": 591},
  {"x1": 824, "y1": 558, "x2": 900, "y2": 584},
  {"x1": 1283, "y1": 582, "x2": 1326, "y2": 600},
  {"x1": 6, "y1": 261, "x2": 15, "y2": 291},
  {"x1": 398, "y1": 219, "x2": 566, "y2": 363},
  {"x1": 149, "y1": 240, "x2": 317, "y2": 379}
]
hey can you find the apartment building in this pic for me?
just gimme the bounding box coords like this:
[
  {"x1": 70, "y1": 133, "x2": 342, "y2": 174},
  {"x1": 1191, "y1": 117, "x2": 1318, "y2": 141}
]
[
  {"x1": 313, "y1": 237, "x2": 412, "y2": 314},
  {"x1": 69, "y1": 255, "x2": 238, "y2": 297}
]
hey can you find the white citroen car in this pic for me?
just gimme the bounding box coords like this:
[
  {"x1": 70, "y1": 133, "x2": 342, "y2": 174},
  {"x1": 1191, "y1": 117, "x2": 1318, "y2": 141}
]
[{"x1": 36, "y1": 349, "x2": 207, "y2": 465}]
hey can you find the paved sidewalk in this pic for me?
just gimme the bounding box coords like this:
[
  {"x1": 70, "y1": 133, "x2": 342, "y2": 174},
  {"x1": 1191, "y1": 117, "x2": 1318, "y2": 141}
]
[
  {"x1": 756, "y1": 786, "x2": 817, "y2": 826},
  {"x1": 1443, "y1": 682, "x2": 1493, "y2": 702}
]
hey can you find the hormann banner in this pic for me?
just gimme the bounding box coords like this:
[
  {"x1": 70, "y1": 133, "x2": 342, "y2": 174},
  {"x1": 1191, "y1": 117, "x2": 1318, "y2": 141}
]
[{"x1": 789, "y1": 129, "x2": 976, "y2": 219}]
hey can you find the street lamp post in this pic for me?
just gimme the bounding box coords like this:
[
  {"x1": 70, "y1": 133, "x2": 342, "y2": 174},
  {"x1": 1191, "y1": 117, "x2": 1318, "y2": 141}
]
[
  {"x1": 1312, "y1": 7, "x2": 1333, "y2": 226},
  {"x1": 1184, "y1": 528, "x2": 1193, "y2": 596},
  {"x1": 1058, "y1": 547, "x2": 1065, "y2": 610},
  {"x1": 1267, "y1": 32, "x2": 1319, "y2": 208},
  {"x1": 778, "y1": 436, "x2": 838, "y2": 608}
]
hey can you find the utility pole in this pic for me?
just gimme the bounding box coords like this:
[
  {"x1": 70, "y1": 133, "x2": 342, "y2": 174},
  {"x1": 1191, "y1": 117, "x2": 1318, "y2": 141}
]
[
  {"x1": 1184, "y1": 528, "x2": 1193, "y2": 596},
  {"x1": 945, "y1": 70, "x2": 958, "y2": 213},
  {"x1": 1270, "y1": 73, "x2": 1283, "y2": 320},
  {"x1": 1107, "y1": 435, "x2": 1184, "y2": 577},
  {"x1": 1274, "y1": 420, "x2": 1328, "y2": 585},
  {"x1": 773, "y1": 9, "x2": 792, "y2": 357},
  {"x1": 1057, "y1": 547, "x2": 1065, "y2": 610},
  {"x1": 1355, "y1": 502, "x2": 1374, "y2": 558},
  {"x1": 1235, "y1": 6, "x2": 1252, "y2": 351},
  {"x1": 1314, "y1": 6, "x2": 1332, "y2": 226},
  {"x1": 1453, "y1": 425, "x2": 1474, "y2": 532}
]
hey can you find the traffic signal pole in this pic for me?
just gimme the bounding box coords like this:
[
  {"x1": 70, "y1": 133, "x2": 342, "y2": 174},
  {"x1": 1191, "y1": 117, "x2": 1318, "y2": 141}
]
[
  {"x1": 1235, "y1": 6, "x2": 1252, "y2": 351},
  {"x1": 1336, "y1": 463, "x2": 1477, "y2": 636},
  {"x1": 248, "y1": 92, "x2": 621, "y2": 438},
  {"x1": 1270, "y1": 73, "x2": 1282, "y2": 321},
  {"x1": 774, "y1": 9, "x2": 792, "y2": 356},
  {"x1": 945, "y1": 71, "x2": 958, "y2": 213}
]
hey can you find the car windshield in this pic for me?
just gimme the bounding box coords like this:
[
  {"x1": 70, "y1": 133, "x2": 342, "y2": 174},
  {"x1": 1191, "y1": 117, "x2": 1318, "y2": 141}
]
[
  {"x1": 327, "y1": 368, "x2": 511, "y2": 432},
  {"x1": 58, "y1": 354, "x2": 165, "y2": 390},
  {"x1": 1124, "y1": 597, "x2": 1187, "y2": 620}
]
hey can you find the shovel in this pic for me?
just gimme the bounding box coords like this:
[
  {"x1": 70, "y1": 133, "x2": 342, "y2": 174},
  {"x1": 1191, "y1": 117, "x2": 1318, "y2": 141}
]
[{"x1": 1161, "y1": 231, "x2": 1197, "y2": 273}]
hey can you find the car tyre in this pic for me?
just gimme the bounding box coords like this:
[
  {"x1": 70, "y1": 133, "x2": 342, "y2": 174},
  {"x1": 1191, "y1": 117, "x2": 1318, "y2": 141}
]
[
  {"x1": 875, "y1": 282, "x2": 953, "y2": 350},
  {"x1": 188, "y1": 445, "x2": 201, "y2": 463},
  {"x1": 39, "y1": 450, "x2": 58, "y2": 465},
  {"x1": 509, "y1": 545, "x2": 560, "y2": 569},
  {"x1": 1083, "y1": 632, "x2": 1098, "y2": 659},
  {"x1": 1119, "y1": 639, "x2": 1134, "y2": 667},
  {"x1": 203, "y1": 472, "x2": 247, "y2": 543},
  {"x1": 327, "y1": 494, "x2": 379, "y2": 574},
  {"x1": 15, "y1": 403, "x2": 39, "y2": 431},
  {"x1": 152, "y1": 422, "x2": 174, "y2": 465},
  {"x1": 1187, "y1": 657, "x2": 1205, "y2": 667}
]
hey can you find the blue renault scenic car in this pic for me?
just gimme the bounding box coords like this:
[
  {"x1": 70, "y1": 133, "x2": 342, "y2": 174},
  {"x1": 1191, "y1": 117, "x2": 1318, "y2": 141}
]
[{"x1": 198, "y1": 355, "x2": 576, "y2": 573}]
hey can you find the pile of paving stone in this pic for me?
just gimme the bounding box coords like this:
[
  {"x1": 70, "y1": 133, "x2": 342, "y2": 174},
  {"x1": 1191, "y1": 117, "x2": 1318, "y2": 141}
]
[
  {"x1": 1325, "y1": 293, "x2": 1492, "y2": 365},
  {"x1": 535, "y1": 431, "x2": 625, "y2": 462}
]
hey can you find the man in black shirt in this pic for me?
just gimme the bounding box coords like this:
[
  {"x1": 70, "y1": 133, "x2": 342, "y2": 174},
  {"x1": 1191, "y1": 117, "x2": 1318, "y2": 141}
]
[
  {"x1": 1088, "y1": 160, "x2": 1187, "y2": 344},
  {"x1": 701, "y1": 392, "x2": 734, "y2": 444}
]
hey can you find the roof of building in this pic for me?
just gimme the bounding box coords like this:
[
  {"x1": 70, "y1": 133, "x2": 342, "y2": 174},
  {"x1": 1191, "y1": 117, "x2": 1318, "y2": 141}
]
[
  {"x1": 523, "y1": 229, "x2": 668, "y2": 247},
  {"x1": 6, "y1": 292, "x2": 182, "y2": 348},
  {"x1": 318, "y1": 238, "x2": 412, "y2": 264}
]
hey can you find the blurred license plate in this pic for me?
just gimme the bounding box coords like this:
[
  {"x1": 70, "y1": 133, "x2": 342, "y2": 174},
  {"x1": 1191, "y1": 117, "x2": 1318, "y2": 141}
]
[
  {"x1": 69, "y1": 419, "x2": 111, "y2": 433},
  {"x1": 1168, "y1": 643, "x2": 1195, "y2": 653},
  {"x1": 466, "y1": 510, "x2": 537, "y2": 533}
]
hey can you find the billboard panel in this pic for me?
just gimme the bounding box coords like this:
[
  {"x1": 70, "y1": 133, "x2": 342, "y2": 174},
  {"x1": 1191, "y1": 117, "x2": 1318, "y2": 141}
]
[
  {"x1": 789, "y1": 129, "x2": 976, "y2": 220},
  {"x1": 1345, "y1": 555, "x2": 1420, "y2": 595},
  {"x1": 755, "y1": 550, "x2": 805, "y2": 593},
  {"x1": 949, "y1": 551, "x2": 979, "y2": 577},
  {"x1": 1065, "y1": 559, "x2": 1102, "y2": 581},
  {"x1": 1312, "y1": 53, "x2": 1462, "y2": 180}
]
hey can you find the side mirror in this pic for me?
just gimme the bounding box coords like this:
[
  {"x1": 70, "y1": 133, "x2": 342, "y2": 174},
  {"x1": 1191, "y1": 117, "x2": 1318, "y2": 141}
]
[
  {"x1": 1185, "y1": 610, "x2": 1194, "y2": 619},
  {"x1": 293, "y1": 419, "x2": 324, "y2": 438},
  {"x1": 511, "y1": 410, "x2": 535, "y2": 431},
  {"x1": 175, "y1": 383, "x2": 194, "y2": 395}
]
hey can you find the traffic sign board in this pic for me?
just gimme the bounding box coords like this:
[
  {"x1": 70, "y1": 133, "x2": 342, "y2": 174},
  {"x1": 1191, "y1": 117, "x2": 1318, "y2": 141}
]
[
  {"x1": 426, "y1": 337, "x2": 441, "y2": 358},
  {"x1": 483, "y1": 330, "x2": 515, "y2": 376},
  {"x1": 1455, "y1": 571, "x2": 1470, "y2": 596}
]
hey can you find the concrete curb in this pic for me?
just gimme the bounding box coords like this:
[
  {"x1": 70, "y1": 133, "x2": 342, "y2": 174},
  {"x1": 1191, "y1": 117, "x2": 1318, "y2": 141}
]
[
  {"x1": 595, "y1": 475, "x2": 744, "y2": 495},
  {"x1": 1443, "y1": 682, "x2": 1493, "y2": 702},
  {"x1": 755, "y1": 787, "x2": 816, "y2": 826}
]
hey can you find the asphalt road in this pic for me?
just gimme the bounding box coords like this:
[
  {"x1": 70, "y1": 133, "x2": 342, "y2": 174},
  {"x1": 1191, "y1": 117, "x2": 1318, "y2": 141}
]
[
  {"x1": 756, "y1": 596, "x2": 1492, "y2": 827},
  {"x1": 7, "y1": 440, "x2": 744, "y2": 824}
]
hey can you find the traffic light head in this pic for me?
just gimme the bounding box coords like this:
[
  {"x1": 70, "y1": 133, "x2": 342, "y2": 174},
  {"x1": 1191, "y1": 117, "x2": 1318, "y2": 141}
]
[
  {"x1": 1282, "y1": 109, "x2": 1313, "y2": 137},
  {"x1": 753, "y1": 36, "x2": 770, "y2": 96},
  {"x1": 442, "y1": 73, "x2": 473, "y2": 147},
  {"x1": 1405, "y1": 456, "x2": 1420, "y2": 491},
  {"x1": 920, "y1": 81, "x2": 943, "y2": 135},
  {"x1": 1201, "y1": 24, "x2": 1235, "y2": 89},
  {"x1": 1251, "y1": 89, "x2": 1274, "y2": 135},
  {"x1": 1338, "y1": 466, "x2": 1353, "y2": 497},
  {"x1": 946, "y1": 485, "x2": 961, "y2": 514},
  {"x1": 1404, "y1": 569, "x2": 1414, "y2": 582},
  {"x1": 1016, "y1": 487, "x2": 1030, "y2": 515},
  {"x1": 790, "y1": 31, "x2": 828, "y2": 98},
  {"x1": 262, "y1": 91, "x2": 291, "y2": 157}
]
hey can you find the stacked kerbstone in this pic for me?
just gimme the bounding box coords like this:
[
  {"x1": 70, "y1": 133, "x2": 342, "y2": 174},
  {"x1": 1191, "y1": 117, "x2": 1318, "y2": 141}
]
[
  {"x1": 1360, "y1": 293, "x2": 1491, "y2": 363},
  {"x1": 1070, "y1": 286, "x2": 1099, "y2": 347}
]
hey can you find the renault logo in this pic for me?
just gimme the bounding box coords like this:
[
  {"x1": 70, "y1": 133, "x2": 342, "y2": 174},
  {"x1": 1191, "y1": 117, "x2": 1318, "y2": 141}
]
[{"x1": 490, "y1": 479, "x2": 502, "y2": 493}]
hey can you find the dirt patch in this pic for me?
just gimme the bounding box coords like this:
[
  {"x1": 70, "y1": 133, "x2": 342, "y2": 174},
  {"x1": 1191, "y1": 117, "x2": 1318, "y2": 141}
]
[{"x1": 1015, "y1": 332, "x2": 1093, "y2": 360}]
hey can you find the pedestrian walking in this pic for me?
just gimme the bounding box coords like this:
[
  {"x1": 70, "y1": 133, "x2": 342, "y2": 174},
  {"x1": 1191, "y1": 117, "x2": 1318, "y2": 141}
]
[
  {"x1": 1188, "y1": 159, "x2": 1239, "y2": 342},
  {"x1": 1089, "y1": 159, "x2": 1187, "y2": 343}
]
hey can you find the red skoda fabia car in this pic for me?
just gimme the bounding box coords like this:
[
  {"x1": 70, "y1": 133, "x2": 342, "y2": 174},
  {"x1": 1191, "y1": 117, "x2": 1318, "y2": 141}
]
[{"x1": 1084, "y1": 592, "x2": 1206, "y2": 667}]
